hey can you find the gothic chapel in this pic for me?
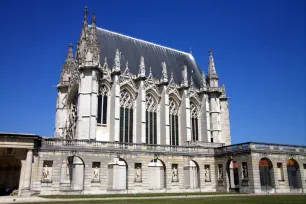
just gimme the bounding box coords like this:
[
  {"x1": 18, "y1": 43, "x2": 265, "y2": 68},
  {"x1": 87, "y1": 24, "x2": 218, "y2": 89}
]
[{"x1": 0, "y1": 8, "x2": 305, "y2": 196}]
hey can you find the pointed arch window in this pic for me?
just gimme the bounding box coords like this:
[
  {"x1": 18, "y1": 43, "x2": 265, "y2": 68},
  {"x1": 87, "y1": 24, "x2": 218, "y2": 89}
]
[
  {"x1": 97, "y1": 85, "x2": 108, "y2": 125},
  {"x1": 169, "y1": 97, "x2": 179, "y2": 146},
  {"x1": 146, "y1": 94, "x2": 157, "y2": 144},
  {"x1": 190, "y1": 101, "x2": 199, "y2": 141},
  {"x1": 120, "y1": 90, "x2": 134, "y2": 143}
]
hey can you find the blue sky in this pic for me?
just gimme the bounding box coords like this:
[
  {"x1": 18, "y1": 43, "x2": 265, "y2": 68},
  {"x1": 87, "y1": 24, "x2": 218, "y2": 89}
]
[{"x1": 0, "y1": 0, "x2": 305, "y2": 145}]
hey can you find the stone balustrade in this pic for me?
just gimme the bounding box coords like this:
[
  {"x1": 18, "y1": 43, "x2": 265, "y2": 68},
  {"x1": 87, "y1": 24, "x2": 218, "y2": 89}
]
[
  {"x1": 41, "y1": 139, "x2": 306, "y2": 157},
  {"x1": 215, "y1": 142, "x2": 306, "y2": 156},
  {"x1": 41, "y1": 138, "x2": 218, "y2": 156}
]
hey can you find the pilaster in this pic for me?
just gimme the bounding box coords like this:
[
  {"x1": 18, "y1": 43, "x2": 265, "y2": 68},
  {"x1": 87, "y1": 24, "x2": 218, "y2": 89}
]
[
  {"x1": 109, "y1": 74, "x2": 121, "y2": 142},
  {"x1": 136, "y1": 80, "x2": 146, "y2": 143},
  {"x1": 179, "y1": 89, "x2": 191, "y2": 145},
  {"x1": 159, "y1": 85, "x2": 170, "y2": 145}
]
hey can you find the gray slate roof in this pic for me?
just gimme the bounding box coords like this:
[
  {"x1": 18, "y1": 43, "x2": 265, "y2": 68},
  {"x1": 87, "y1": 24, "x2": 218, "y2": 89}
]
[{"x1": 97, "y1": 28, "x2": 203, "y2": 88}]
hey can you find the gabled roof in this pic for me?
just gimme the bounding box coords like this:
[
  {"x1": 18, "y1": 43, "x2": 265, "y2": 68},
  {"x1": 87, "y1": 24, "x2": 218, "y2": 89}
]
[{"x1": 97, "y1": 28, "x2": 202, "y2": 88}]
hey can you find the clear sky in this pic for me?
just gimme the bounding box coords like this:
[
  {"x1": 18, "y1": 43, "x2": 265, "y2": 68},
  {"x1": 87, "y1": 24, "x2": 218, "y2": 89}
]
[{"x1": 0, "y1": 0, "x2": 305, "y2": 145}]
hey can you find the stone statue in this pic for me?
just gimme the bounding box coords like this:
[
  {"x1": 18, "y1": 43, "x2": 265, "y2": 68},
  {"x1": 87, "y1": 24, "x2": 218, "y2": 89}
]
[
  {"x1": 42, "y1": 165, "x2": 50, "y2": 180},
  {"x1": 136, "y1": 167, "x2": 141, "y2": 181},
  {"x1": 204, "y1": 167, "x2": 210, "y2": 181},
  {"x1": 93, "y1": 166, "x2": 99, "y2": 179},
  {"x1": 172, "y1": 167, "x2": 178, "y2": 181},
  {"x1": 218, "y1": 167, "x2": 223, "y2": 180},
  {"x1": 242, "y1": 165, "x2": 248, "y2": 179}
]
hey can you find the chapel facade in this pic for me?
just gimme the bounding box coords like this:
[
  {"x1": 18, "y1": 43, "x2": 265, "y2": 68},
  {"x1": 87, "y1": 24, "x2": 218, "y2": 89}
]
[{"x1": 0, "y1": 8, "x2": 305, "y2": 196}]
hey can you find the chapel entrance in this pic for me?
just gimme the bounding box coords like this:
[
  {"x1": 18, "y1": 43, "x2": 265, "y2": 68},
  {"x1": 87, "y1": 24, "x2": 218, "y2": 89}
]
[
  {"x1": 259, "y1": 158, "x2": 273, "y2": 190},
  {"x1": 227, "y1": 160, "x2": 239, "y2": 191},
  {"x1": 0, "y1": 155, "x2": 21, "y2": 196},
  {"x1": 287, "y1": 159, "x2": 300, "y2": 189}
]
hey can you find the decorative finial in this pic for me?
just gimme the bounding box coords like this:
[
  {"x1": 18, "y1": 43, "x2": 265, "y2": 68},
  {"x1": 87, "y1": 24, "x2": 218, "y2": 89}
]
[
  {"x1": 149, "y1": 67, "x2": 152, "y2": 75},
  {"x1": 125, "y1": 60, "x2": 129, "y2": 70},
  {"x1": 92, "y1": 13, "x2": 96, "y2": 23},
  {"x1": 83, "y1": 7, "x2": 88, "y2": 23},
  {"x1": 138, "y1": 56, "x2": 145, "y2": 77},
  {"x1": 170, "y1": 72, "x2": 174, "y2": 81},
  {"x1": 190, "y1": 47, "x2": 192, "y2": 55},
  {"x1": 209, "y1": 48, "x2": 213, "y2": 56},
  {"x1": 161, "y1": 62, "x2": 168, "y2": 83},
  {"x1": 181, "y1": 65, "x2": 188, "y2": 87},
  {"x1": 112, "y1": 49, "x2": 121, "y2": 72},
  {"x1": 103, "y1": 57, "x2": 108, "y2": 71}
]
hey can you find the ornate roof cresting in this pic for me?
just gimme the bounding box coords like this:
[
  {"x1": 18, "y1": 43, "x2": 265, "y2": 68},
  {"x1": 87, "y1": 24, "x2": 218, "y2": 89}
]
[{"x1": 208, "y1": 48, "x2": 218, "y2": 79}]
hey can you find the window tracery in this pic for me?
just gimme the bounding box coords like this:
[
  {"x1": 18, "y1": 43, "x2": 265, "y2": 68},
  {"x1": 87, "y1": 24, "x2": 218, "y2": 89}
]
[
  {"x1": 146, "y1": 94, "x2": 157, "y2": 144},
  {"x1": 97, "y1": 85, "x2": 109, "y2": 125},
  {"x1": 169, "y1": 97, "x2": 179, "y2": 146},
  {"x1": 190, "y1": 101, "x2": 199, "y2": 141},
  {"x1": 120, "y1": 89, "x2": 134, "y2": 143}
]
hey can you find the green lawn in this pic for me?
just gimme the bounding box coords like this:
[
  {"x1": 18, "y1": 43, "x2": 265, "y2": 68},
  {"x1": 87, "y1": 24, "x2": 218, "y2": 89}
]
[
  {"x1": 35, "y1": 195, "x2": 306, "y2": 204},
  {"x1": 41, "y1": 192, "x2": 235, "y2": 199}
]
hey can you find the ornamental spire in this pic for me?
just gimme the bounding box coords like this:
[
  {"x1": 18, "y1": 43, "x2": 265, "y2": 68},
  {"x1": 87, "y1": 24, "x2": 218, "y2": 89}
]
[
  {"x1": 208, "y1": 48, "x2": 218, "y2": 79},
  {"x1": 112, "y1": 49, "x2": 121, "y2": 72},
  {"x1": 160, "y1": 62, "x2": 168, "y2": 83},
  {"x1": 138, "y1": 56, "x2": 145, "y2": 77},
  {"x1": 81, "y1": 7, "x2": 89, "y2": 40},
  {"x1": 181, "y1": 65, "x2": 188, "y2": 87}
]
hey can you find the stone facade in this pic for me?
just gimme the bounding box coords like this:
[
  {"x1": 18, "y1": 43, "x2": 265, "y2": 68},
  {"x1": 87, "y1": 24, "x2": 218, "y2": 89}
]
[{"x1": 0, "y1": 8, "x2": 305, "y2": 196}]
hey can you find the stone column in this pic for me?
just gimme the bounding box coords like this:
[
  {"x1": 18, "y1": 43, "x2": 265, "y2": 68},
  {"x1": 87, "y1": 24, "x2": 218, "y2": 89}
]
[{"x1": 23, "y1": 149, "x2": 33, "y2": 190}]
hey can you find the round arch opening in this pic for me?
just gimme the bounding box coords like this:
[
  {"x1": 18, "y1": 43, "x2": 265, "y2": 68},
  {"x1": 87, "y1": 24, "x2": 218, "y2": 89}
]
[
  {"x1": 259, "y1": 158, "x2": 273, "y2": 189},
  {"x1": 287, "y1": 159, "x2": 300, "y2": 189},
  {"x1": 0, "y1": 155, "x2": 21, "y2": 196}
]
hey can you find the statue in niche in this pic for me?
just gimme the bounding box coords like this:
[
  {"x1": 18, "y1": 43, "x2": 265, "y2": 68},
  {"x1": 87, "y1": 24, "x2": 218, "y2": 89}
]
[
  {"x1": 218, "y1": 166, "x2": 223, "y2": 180},
  {"x1": 242, "y1": 165, "x2": 248, "y2": 179},
  {"x1": 93, "y1": 166, "x2": 99, "y2": 180},
  {"x1": 135, "y1": 167, "x2": 141, "y2": 181},
  {"x1": 204, "y1": 167, "x2": 210, "y2": 181},
  {"x1": 42, "y1": 165, "x2": 50, "y2": 180},
  {"x1": 172, "y1": 167, "x2": 178, "y2": 181}
]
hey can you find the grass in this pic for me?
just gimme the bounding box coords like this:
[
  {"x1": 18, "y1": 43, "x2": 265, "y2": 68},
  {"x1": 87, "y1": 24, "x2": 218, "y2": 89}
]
[
  {"x1": 41, "y1": 191, "x2": 235, "y2": 199},
  {"x1": 33, "y1": 195, "x2": 306, "y2": 204}
]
